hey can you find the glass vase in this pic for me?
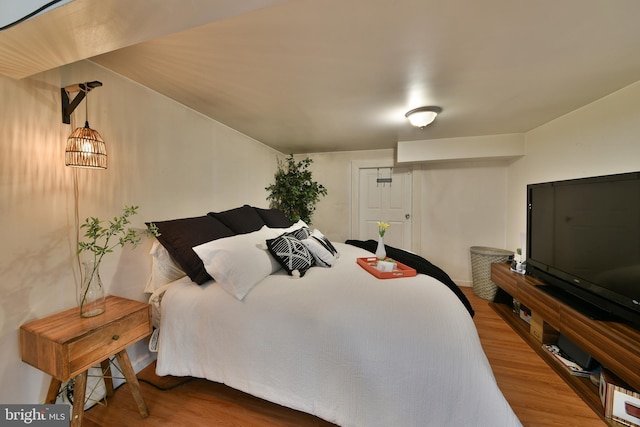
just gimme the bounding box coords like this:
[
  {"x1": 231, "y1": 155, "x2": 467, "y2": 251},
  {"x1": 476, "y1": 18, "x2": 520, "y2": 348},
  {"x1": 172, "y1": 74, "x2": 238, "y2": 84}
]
[
  {"x1": 79, "y1": 261, "x2": 106, "y2": 317},
  {"x1": 375, "y1": 236, "x2": 386, "y2": 260}
]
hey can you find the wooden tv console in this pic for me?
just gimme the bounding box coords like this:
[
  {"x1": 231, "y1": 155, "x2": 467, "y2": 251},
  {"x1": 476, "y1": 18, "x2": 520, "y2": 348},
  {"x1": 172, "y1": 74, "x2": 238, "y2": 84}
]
[{"x1": 490, "y1": 262, "x2": 640, "y2": 425}]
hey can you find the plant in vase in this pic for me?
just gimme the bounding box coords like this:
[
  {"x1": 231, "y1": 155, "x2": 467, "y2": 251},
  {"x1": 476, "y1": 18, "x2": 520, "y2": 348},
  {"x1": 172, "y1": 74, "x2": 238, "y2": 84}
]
[
  {"x1": 77, "y1": 205, "x2": 159, "y2": 317},
  {"x1": 376, "y1": 221, "x2": 390, "y2": 260}
]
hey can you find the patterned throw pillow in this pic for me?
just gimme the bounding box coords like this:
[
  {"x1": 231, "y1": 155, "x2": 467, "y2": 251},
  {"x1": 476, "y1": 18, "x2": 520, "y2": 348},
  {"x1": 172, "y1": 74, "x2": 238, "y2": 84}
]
[
  {"x1": 266, "y1": 234, "x2": 315, "y2": 277},
  {"x1": 302, "y1": 229, "x2": 340, "y2": 267},
  {"x1": 286, "y1": 226, "x2": 311, "y2": 240}
]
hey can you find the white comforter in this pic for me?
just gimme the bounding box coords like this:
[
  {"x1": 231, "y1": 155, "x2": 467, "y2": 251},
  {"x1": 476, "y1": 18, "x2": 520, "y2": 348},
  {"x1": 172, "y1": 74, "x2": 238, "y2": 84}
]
[{"x1": 156, "y1": 243, "x2": 521, "y2": 427}]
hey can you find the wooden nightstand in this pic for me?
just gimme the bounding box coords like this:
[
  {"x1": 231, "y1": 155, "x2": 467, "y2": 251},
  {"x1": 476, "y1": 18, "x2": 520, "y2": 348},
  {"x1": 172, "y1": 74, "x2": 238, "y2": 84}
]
[{"x1": 20, "y1": 295, "x2": 152, "y2": 427}]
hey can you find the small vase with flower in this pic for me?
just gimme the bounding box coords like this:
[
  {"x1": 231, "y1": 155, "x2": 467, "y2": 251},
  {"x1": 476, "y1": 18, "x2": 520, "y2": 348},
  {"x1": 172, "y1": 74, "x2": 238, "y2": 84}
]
[{"x1": 375, "y1": 221, "x2": 390, "y2": 260}]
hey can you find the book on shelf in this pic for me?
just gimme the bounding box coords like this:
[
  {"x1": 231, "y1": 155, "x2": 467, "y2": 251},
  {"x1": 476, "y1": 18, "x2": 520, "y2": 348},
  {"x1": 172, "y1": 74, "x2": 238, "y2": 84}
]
[{"x1": 542, "y1": 344, "x2": 600, "y2": 378}]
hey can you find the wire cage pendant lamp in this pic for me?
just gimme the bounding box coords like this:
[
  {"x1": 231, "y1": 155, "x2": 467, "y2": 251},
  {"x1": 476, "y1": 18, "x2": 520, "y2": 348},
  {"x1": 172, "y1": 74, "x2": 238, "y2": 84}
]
[
  {"x1": 65, "y1": 122, "x2": 107, "y2": 169},
  {"x1": 63, "y1": 81, "x2": 107, "y2": 169}
]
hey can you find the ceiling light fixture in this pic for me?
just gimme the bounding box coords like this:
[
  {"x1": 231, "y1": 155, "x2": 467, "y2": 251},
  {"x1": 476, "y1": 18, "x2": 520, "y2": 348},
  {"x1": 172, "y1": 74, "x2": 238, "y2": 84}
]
[
  {"x1": 405, "y1": 106, "x2": 442, "y2": 129},
  {"x1": 62, "y1": 81, "x2": 107, "y2": 169}
]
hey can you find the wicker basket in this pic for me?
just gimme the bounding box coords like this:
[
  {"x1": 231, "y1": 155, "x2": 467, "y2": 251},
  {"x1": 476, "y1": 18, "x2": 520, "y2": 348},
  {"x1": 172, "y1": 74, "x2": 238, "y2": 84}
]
[{"x1": 470, "y1": 246, "x2": 514, "y2": 301}]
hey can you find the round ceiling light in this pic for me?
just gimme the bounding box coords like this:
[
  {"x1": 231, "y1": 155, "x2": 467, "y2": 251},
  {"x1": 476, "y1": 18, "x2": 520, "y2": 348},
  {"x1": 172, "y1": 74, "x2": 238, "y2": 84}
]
[{"x1": 405, "y1": 106, "x2": 442, "y2": 129}]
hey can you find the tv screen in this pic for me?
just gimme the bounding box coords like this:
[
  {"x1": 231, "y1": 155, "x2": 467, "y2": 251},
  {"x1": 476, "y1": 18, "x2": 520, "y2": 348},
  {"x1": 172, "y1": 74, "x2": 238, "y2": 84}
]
[{"x1": 526, "y1": 172, "x2": 640, "y2": 328}]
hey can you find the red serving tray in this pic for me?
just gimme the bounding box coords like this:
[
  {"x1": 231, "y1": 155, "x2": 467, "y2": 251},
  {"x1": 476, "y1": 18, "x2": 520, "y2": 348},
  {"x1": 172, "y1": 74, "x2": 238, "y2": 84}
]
[{"x1": 356, "y1": 257, "x2": 417, "y2": 279}]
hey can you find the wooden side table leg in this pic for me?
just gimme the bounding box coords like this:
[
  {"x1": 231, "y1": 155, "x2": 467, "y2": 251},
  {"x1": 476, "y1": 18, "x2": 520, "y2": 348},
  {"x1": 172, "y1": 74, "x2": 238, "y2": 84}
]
[
  {"x1": 71, "y1": 371, "x2": 87, "y2": 427},
  {"x1": 45, "y1": 378, "x2": 61, "y2": 404},
  {"x1": 100, "y1": 359, "x2": 115, "y2": 398},
  {"x1": 114, "y1": 349, "x2": 149, "y2": 418}
]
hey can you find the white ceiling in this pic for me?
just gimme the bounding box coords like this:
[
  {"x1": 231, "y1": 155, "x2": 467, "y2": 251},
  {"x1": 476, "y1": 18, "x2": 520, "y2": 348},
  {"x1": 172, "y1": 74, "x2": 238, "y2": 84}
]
[{"x1": 2, "y1": 0, "x2": 640, "y2": 154}]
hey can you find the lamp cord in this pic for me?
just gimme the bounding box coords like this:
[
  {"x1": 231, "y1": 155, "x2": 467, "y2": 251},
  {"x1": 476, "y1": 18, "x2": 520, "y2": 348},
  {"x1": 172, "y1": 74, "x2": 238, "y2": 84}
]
[
  {"x1": 73, "y1": 167, "x2": 81, "y2": 287},
  {"x1": 68, "y1": 83, "x2": 92, "y2": 292},
  {"x1": 69, "y1": 108, "x2": 82, "y2": 293}
]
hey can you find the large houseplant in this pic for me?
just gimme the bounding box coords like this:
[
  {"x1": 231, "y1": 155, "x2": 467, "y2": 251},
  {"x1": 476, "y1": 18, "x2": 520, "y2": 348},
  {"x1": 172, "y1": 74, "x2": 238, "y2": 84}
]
[
  {"x1": 265, "y1": 155, "x2": 327, "y2": 224},
  {"x1": 77, "y1": 205, "x2": 158, "y2": 317}
]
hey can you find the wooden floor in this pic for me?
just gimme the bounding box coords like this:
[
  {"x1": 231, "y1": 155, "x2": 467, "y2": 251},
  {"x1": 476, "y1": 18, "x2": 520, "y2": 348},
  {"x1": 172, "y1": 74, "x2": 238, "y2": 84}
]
[
  {"x1": 465, "y1": 287, "x2": 605, "y2": 427},
  {"x1": 82, "y1": 287, "x2": 605, "y2": 427}
]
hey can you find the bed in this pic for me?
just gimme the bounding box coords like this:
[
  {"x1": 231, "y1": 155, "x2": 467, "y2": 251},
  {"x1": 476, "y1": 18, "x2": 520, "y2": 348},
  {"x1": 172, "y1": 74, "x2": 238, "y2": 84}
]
[{"x1": 145, "y1": 205, "x2": 522, "y2": 427}]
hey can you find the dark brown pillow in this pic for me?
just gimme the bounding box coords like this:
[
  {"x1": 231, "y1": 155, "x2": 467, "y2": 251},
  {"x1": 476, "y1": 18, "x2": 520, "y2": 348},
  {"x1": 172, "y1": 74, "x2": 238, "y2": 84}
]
[
  {"x1": 208, "y1": 205, "x2": 266, "y2": 234},
  {"x1": 147, "y1": 215, "x2": 235, "y2": 284},
  {"x1": 254, "y1": 207, "x2": 294, "y2": 228}
]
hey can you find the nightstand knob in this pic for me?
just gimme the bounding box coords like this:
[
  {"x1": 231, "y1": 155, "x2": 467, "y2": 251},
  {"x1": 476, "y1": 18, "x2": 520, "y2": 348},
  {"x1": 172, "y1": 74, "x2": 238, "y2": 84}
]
[{"x1": 112, "y1": 334, "x2": 120, "y2": 341}]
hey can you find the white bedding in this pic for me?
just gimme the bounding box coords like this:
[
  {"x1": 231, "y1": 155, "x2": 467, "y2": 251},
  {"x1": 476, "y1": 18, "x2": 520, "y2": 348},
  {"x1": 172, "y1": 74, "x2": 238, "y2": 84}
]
[{"x1": 156, "y1": 243, "x2": 521, "y2": 427}]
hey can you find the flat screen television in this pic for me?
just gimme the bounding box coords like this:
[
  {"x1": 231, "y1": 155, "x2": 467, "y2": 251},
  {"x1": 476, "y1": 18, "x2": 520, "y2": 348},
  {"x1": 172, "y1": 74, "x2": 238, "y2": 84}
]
[{"x1": 526, "y1": 171, "x2": 640, "y2": 329}]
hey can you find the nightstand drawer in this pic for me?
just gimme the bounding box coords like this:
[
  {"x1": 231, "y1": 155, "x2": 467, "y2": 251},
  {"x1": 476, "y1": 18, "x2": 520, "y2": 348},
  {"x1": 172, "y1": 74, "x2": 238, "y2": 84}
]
[{"x1": 68, "y1": 309, "x2": 150, "y2": 377}]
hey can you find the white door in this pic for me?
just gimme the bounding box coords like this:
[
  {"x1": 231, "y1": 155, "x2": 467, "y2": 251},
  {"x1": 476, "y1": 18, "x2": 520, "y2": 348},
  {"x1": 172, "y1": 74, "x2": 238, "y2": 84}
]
[{"x1": 358, "y1": 167, "x2": 412, "y2": 249}]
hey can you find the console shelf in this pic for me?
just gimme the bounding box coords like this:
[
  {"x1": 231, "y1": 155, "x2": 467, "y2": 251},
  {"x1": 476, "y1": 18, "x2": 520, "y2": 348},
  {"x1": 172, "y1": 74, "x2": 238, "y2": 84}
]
[{"x1": 490, "y1": 262, "x2": 640, "y2": 426}]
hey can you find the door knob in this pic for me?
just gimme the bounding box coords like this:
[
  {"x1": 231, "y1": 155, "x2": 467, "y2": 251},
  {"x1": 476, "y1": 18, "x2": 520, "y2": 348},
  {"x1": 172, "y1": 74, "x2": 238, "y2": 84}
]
[{"x1": 405, "y1": 214, "x2": 411, "y2": 219}]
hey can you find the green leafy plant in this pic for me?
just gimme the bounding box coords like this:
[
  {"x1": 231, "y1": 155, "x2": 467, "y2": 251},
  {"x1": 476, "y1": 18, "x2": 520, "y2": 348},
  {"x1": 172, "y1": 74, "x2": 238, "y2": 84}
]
[
  {"x1": 77, "y1": 205, "x2": 159, "y2": 308},
  {"x1": 78, "y1": 205, "x2": 158, "y2": 263},
  {"x1": 265, "y1": 155, "x2": 327, "y2": 224}
]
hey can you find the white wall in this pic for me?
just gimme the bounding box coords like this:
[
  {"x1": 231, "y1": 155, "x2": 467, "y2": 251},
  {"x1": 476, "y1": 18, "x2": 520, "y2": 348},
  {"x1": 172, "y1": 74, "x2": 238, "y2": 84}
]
[
  {"x1": 418, "y1": 161, "x2": 508, "y2": 286},
  {"x1": 306, "y1": 151, "x2": 509, "y2": 287},
  {"x1": 506, "y1": 81, "x2": 640, "y2": 252},
  {"x1": 0, "y1": 60, "x2": 281, "y2": 404}
]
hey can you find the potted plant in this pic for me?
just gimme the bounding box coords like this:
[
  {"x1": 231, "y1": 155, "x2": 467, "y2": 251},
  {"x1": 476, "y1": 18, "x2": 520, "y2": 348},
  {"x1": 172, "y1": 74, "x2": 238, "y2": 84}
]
[
  {"x1": 265, "y1": 155, "x2": 327, "y2": 224},
  {"x1": 77, "y1": 205, "x2": 158, "y2": 317}
]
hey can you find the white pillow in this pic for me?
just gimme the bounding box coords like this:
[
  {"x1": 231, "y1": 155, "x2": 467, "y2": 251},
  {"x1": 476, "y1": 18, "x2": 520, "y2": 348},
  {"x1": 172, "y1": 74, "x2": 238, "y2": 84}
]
[
  {"x1": 269, "y1": 219, "x2": 309, "y2": 234},
  {"x1": 193, "y1": 225, "x2": 281, "y2": 300},
  {"x1": 145, "y1": 240, "x2": 187, "y2": 293},
  {"x1": 302, "y1": 229, "x2": 340, "y2": 267}
]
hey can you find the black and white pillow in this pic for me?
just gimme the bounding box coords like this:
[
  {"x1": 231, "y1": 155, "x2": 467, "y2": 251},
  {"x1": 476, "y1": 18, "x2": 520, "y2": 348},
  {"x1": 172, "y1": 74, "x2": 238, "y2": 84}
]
[
  {"x1": 267, "y1": 234, "x2": 315, "y2": 277},
  {"x1": 286, "y1": 226, "x2": 311, "y2": 240},
  {"x1": 302, "y1": 229, "x2": 340, "y2": 267}
]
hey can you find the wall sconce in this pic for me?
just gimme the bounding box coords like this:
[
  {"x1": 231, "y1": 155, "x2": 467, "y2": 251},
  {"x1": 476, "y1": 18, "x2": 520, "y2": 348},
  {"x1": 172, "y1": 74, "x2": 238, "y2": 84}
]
[
  {"x1": 62, "y1": 81, "x2": 107, "y2": 169},
  {"x1": 405, "y1": 106, "x2": 442, "y2": 129}
]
